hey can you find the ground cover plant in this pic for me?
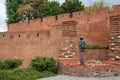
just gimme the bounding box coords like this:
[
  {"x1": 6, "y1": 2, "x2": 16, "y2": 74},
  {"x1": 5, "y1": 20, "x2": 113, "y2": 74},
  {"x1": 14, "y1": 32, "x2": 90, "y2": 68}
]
[
  {"x1": 0, "y1": 68, "x2": 55, "y2": 80},
  {"x1": 84, "y1": 45, "x2": 109, "y2": 49},
  {"x1": 0, "y1": 57, "x2": 58, "y2": 80}
]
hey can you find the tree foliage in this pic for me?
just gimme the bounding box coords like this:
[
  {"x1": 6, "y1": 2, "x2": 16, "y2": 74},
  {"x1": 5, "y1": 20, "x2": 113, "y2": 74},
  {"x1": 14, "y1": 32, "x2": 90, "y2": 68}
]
[
  {"x1": 61, "y1": 0, "x2": 84, "y2": 13},
  {"x1": 17, "y1": 0, "x2": 46, "y2": 21},
  {"x1": 38, "y1": 1, "x2": 64, "y2": 18},
  {"x1": 87, "y1": 1, "x2": 112, "y2": 14},
  {"x1": 90, "y1": 1, "x2": 106, "y2": 9},
  {"x1": 6, "y1": 0, "x2": 84, "y2": 23},
  {"x1": 6, "y1": 0, "x2": 22, "y2": 23}
]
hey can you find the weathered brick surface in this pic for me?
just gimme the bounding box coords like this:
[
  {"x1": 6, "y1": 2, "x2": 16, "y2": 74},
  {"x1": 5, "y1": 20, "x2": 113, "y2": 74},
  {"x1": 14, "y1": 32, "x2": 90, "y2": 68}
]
[
  {"x1": 109, "y1": 15, "x2": 120, "y2": 60},
  {"x1": 59, "y1": 58, "x2": 120, "y2": 77},
  {"x1": 84, "y1": 49, "x2": 109, "y2": 60}
]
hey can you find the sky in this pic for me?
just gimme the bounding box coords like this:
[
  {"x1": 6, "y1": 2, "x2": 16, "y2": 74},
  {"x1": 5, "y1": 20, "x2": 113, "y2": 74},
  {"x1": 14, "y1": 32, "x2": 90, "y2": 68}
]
[{"x1": 0, "y1": 0, "x2": 120, "y2": 32}]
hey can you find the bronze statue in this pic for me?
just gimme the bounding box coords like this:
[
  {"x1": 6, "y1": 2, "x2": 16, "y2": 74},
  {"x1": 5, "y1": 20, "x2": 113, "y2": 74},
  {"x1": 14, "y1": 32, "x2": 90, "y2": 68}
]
[{"x1": 79, "y1": 36, "x2": 86, "y2": 65}]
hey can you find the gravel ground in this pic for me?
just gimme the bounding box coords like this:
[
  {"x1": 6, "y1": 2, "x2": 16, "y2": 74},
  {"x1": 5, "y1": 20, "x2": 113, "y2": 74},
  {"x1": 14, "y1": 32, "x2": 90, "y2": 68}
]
[{"x1": 38, "y1": 75, "x2": 120, "y2": 80}]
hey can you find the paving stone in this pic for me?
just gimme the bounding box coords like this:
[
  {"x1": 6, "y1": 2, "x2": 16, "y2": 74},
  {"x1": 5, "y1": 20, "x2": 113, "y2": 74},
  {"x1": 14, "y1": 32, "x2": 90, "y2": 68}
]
[{"x1": 38, "y1": 75, "x2": 120, "y2": 80}]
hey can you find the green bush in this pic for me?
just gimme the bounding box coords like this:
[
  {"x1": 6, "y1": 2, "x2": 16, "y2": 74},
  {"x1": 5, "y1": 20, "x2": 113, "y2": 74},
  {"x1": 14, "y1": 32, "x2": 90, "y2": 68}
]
[
  {"x1": 84, "y1": 45, "x2": 109, "y2": 49},
  {"x1": 0, "y1": 61, "x2": 6, "y2": 70},
  {"x1": 30, "y1": 57, "x2": 58, "y2": 73},
  {"x1": 4, "y1": 58, "x2": 22, "y2": 69},
  {"x1": 0, "y1": 68, "x2": 55, "y2": 80}
]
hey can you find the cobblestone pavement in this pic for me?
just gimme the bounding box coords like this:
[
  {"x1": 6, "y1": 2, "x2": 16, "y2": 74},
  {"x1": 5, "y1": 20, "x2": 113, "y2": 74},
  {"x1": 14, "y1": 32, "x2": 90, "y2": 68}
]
[{"x1": 38, "y1": 75, "x2": 120, "y2": 80}]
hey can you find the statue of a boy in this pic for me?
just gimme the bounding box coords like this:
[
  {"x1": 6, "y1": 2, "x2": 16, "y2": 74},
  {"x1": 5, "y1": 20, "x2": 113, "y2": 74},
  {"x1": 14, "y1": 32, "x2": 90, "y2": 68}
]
[{"x1": 79, "y1": 36, "x2": 86, "y2": 64}]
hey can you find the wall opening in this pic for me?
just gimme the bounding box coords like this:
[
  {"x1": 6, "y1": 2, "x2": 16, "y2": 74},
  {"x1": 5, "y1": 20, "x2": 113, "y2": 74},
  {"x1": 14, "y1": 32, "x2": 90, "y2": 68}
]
[
  {"x1": 27, "y1": 34, "x2": 30, "y2": 38},
  {"x1": 37, "y1": 33, "x2": 39, "y2": 37},
  {"x1": 3, "y1": 34, "x2": 5, "y2": 37},
  {"x1": 18, "y1": 34, "x2": 21, "y2": 38},
  {"x1": 10, "y1": 35, "x2": 13, "y2": 39}
]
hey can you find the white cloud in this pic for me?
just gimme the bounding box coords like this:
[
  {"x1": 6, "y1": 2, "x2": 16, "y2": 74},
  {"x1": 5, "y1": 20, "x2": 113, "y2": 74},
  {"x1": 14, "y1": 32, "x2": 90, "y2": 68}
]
[{"x1": 0, "y1": 0, "x2": 7, "y2": 32}]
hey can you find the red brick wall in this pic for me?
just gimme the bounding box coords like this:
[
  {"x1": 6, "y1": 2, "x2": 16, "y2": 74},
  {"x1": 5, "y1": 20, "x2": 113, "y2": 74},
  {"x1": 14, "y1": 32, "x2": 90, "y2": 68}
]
[
  {"x1": 8, "y1": 5, "x2": 120, "y2": 45},
  {"x1": 59, "y1": 63, "x2": 120, "y2": 77},
  {"x1": 0, "y1": 30, "x2": 61, "y2": 67},
  {"x1": 59, "y1": 49, "x2": 108, "y2": 62},
  {"x1": 8, "y1": 7, "x2": 114, "y2": 45},
  {"x1": 0, "y1": 5, "x2": 120, "y2": 67},
  {"x1": 59, "y1": 58, "x2": 120, "y2": 77},
  {"x1": 84, "y1": 49, "x2": 109, "y2": 60},
  {"x1": 109, "y1": 15, "x2": 120, "y2": 60}
]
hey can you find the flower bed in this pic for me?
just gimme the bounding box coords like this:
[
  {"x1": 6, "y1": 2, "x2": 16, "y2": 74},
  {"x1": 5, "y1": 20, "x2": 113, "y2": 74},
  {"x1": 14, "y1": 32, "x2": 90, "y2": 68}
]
[{"x1": 59, "y1": 58, "x2": 120, "y2": 77}]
